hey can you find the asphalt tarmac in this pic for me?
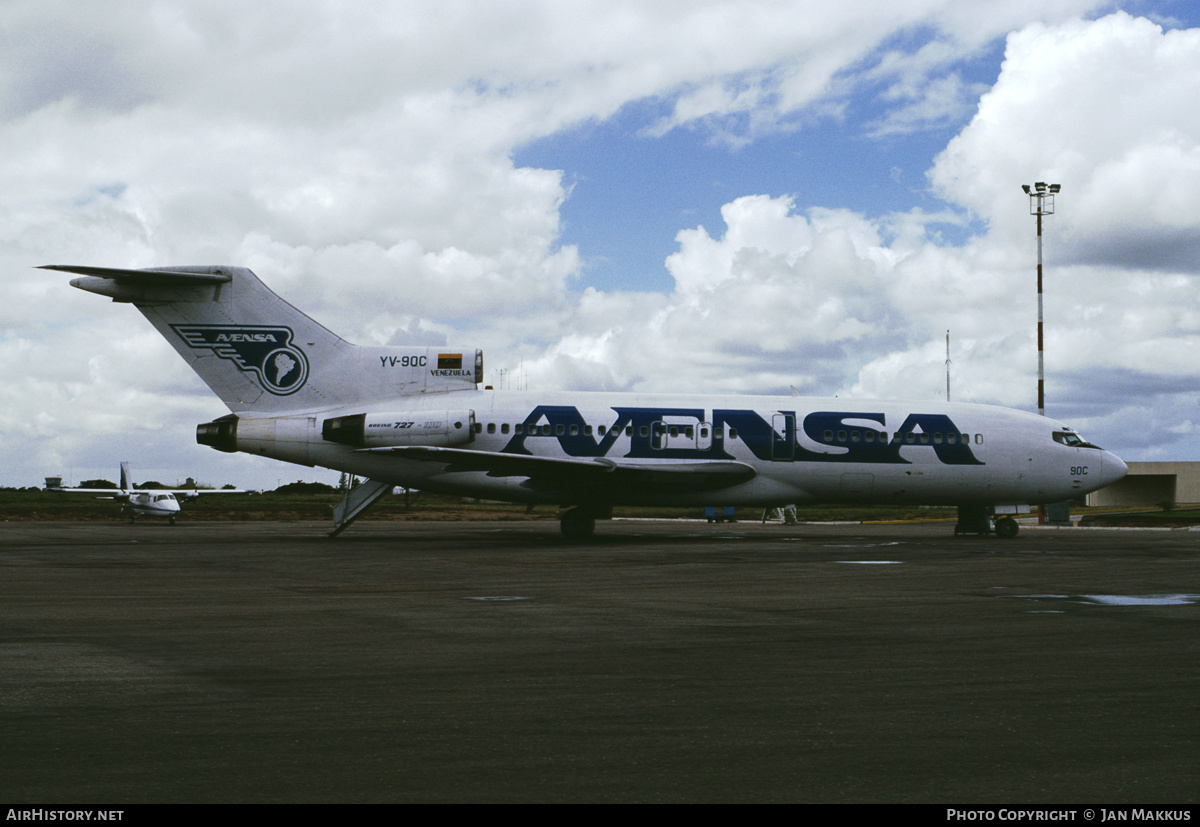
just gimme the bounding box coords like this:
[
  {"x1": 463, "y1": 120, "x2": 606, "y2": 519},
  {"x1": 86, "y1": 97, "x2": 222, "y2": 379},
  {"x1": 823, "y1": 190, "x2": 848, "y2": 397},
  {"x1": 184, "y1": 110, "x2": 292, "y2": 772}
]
[{"x1": 1, "y1": 519, "x2": 1197, "y2": 803}]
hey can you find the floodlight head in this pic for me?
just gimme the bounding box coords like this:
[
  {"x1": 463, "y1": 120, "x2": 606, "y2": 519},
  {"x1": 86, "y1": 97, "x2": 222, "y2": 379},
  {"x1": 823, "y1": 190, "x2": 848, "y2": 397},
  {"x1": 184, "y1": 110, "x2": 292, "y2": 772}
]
[
  {"x1": 1022, "y1": 184, "x2": 1031, "y2": 194},
  {"x1": 1035, "y1": 182, "x2": 1047, "y2": 192},
  {"x1": 1049, "y1": 184, "x2": 1061, "y2": 193}
]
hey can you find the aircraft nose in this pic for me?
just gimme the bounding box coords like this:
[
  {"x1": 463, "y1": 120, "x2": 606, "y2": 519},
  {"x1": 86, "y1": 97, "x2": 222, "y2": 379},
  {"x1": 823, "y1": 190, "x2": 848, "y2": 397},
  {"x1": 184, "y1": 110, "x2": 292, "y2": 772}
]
[{"x1": 1100, "y1": 452, "x2": 1128, "y2": 488}]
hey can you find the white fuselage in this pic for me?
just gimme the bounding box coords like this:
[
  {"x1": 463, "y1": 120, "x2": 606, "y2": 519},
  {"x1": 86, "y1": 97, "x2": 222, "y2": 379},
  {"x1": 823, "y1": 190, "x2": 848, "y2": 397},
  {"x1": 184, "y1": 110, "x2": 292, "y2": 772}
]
[
  {"x1": 227, "y1": 389, "x2": 1126, "y2": 508},
  {"x1": 126, "y1": 491, "x2": 183, "y2": 518}
]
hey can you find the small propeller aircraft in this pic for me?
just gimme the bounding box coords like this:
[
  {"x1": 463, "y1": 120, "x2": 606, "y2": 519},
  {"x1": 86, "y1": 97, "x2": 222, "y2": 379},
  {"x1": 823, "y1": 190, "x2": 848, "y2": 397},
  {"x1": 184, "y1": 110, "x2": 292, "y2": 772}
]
[{"x1": 45, "y1": 462, "x2": 248, "y2": 524}]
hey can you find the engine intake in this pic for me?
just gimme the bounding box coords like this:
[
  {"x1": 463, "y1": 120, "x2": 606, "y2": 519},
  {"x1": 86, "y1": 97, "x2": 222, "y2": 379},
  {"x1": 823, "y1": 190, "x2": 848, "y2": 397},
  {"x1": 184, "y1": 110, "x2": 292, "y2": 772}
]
[{"x1": 197, "y1": 415, "x2": 239, "y2": 453}]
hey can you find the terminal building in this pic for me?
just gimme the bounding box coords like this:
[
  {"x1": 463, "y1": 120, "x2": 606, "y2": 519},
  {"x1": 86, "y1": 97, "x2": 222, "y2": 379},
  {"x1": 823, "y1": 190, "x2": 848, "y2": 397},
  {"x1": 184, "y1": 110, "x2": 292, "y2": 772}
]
[{"x1": 1089, "y1": 462, "x2": 1200, "y2": 508}]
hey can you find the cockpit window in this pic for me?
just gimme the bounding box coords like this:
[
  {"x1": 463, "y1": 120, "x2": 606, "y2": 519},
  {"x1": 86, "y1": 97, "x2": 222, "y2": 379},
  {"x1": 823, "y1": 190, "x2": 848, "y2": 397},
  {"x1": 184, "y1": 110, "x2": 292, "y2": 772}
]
[{"x1": 1053, "y1": 431, "x2": 1100, "y2": 449}]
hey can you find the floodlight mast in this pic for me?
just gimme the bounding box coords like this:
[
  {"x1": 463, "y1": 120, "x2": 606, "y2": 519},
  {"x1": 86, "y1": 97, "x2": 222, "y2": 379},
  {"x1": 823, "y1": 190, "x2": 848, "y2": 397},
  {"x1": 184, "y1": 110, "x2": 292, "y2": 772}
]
[{"x1": 1022, "y1": 182, "x2": 1060, "y2": 417}]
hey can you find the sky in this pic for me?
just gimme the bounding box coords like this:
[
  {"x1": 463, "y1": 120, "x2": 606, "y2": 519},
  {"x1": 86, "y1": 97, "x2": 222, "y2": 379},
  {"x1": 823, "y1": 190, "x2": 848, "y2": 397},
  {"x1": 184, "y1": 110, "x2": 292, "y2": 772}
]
[{"x1": 3, "y1": 0, "x2": 1200, "y2": 490}]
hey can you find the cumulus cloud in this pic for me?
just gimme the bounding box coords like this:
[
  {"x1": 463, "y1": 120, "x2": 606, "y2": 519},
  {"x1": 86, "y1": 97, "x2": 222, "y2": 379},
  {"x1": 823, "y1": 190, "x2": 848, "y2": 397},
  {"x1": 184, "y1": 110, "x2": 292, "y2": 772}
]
[
  {"x1": 931, "y1": 12, "x2": 1200, "y2": 266},
  {"x1": 3, "y1": 2, "x2": 1197, "y2": 489},
  {"x1": 520, "y1": 11, "x2": 1200, "y2": 463}
]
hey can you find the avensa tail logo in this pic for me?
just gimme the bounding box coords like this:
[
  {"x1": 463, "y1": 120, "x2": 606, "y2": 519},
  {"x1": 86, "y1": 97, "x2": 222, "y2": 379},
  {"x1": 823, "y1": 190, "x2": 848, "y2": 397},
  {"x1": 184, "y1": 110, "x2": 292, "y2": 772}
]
[{"x1": 172, "y1": 325, "x2": 309, "y2": 395}]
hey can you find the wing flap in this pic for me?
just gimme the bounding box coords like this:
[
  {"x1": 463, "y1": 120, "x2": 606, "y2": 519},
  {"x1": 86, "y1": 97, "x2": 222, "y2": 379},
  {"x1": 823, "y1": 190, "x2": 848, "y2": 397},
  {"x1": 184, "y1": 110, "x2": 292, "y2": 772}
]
[{"x1": 366, "y1": 446, "x2": 757, "y2": 493}]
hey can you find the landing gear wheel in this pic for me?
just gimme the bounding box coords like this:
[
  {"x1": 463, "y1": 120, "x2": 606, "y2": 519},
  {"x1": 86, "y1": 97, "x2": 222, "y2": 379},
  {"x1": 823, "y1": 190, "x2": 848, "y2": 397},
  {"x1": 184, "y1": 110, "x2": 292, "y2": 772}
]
[
  {"x1": 994, "y1": 516, "x2": 1019, "y2": 539},
  {"x1": 169, "y1": 515, "x2": 177, "y2": 526},
  {"x1": 560, "y1": 508, "x2": 597, "y2": 541}
]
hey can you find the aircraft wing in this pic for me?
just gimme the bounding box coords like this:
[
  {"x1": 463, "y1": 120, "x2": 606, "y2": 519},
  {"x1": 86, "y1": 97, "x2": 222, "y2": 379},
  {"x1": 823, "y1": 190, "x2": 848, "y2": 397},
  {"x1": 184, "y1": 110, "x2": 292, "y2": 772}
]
[
  {"x1": 46, "y1": 487, "x2": 252, "y2": 500},
  {"x1": 168, "y1": 489, "x2": 255, "y2": 502},
  {"x1": 45, "y1": 487, "x2": 129, "y2": 500},
  {"x1": 363, "y1": 446, "x2": 757, "y2": 494}
]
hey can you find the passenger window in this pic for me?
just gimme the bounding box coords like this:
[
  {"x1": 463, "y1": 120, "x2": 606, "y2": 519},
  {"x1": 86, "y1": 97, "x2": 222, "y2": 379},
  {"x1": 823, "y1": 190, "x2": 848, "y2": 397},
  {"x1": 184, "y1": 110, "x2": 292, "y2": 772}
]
[
  {"x1": 501, "y1": 423, "x2": 510, "y2": 434},
  {"x1": 584, "y1": 425, "x2": 592, "y2": 436},
  {"x1": 487, "y1": 423, "x2": 495, "y2": 434},
  {"x1": 569, "y1": 425, "x2": 578, "y2": 436},
  {"x1": 824, "y1": 430, "x2": 834, "y2": 442},
  {"x1": 598, "y1": 425, "x2": 606, "y2": 435},
  {"x1": 514, "y1": 423, "x2": 523, "y2": 435},
  {"x1": 639, "y1": 426, "x2": 649, "y2": 437},
  {"x1": 729, "y1": 428, "x2": 738, "y2": 439},
  {"x1": 555, "y1": 424, "x2": 564, "y2": 436},
  {"x1": 474, "y1": 422, "x2": 482, "y2": 433}
]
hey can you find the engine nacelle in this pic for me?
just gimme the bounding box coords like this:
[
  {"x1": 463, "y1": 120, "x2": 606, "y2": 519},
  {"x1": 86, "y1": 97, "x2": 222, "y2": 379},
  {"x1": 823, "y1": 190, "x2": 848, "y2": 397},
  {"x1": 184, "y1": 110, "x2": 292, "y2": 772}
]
[
  {"x1": 194, "y1": 412, "x2": 316, "y2": 465},
  {"x1": 197, "y1": 413, "x2": 317, "y2": 465},
  {"x1": 321, "y1": 410, "x2": 476, "y2": 448}
]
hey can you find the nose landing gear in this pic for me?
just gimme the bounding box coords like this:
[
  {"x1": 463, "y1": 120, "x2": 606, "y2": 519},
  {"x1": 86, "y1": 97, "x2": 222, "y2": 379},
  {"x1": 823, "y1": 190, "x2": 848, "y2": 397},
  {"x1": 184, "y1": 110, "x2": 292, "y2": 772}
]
[{"x1": 955, "y1": 505, "x2": 1020, "y2": 538}]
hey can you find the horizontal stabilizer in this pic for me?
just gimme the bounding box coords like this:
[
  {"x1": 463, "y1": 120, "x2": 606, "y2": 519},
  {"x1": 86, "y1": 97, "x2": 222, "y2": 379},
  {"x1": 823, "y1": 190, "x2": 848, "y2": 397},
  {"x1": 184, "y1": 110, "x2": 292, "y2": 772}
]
[{"x1": 39, "y1": 264, "x2": 233, "y2": 285}]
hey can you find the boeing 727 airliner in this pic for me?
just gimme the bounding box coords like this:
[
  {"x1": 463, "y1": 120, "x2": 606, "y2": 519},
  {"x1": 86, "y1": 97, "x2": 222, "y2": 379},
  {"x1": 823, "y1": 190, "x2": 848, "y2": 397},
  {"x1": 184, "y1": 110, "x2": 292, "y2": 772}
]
[{"x1": 45, "y1": 264, "x2": 1127, "y2": 538}]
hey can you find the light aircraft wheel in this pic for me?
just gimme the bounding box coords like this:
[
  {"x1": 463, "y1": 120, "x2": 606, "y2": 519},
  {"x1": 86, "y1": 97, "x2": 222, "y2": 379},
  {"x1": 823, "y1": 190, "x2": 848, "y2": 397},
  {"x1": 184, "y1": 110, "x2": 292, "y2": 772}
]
[
  {"x1": 560, "y1": 508, "x2": 596, "y2": 541},
  {"x1": 169, "y1": 515, "x2": 177, "y2": 526},
  {"x1": 994, "y1": 516, "x2": 1019, "y2": 539}
]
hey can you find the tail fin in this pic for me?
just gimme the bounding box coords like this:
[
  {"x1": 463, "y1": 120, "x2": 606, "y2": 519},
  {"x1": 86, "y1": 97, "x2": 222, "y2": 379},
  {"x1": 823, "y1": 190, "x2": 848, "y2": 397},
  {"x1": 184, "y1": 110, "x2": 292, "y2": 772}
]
[
  {"x1": 120, "y1": 461, "x2": 132, "y2": 491},
  {"x1": 44, "y1": 265, "x2": 482, "y2": 413}
]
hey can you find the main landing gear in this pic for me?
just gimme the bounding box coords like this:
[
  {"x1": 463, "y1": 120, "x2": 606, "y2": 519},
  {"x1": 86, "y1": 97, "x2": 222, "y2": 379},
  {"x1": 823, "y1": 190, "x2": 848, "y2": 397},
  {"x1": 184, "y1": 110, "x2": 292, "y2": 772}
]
[
  {"x1": 560, "y1": 505, "x2": 612, "y2": 541},
  {"x1": 954, "y1": 505, "x2": 1019, "y2": 538}
]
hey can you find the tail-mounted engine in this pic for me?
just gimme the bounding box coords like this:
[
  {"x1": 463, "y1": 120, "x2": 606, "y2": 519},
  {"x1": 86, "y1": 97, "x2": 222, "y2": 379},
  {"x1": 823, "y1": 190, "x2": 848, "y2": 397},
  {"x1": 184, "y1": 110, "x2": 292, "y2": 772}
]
[
  {"x1": 198, "y1": 409, "x2": 476, "y2": 459},
  {"x1": 321, "y1": 411, "x2": 476, "y2": 448}
]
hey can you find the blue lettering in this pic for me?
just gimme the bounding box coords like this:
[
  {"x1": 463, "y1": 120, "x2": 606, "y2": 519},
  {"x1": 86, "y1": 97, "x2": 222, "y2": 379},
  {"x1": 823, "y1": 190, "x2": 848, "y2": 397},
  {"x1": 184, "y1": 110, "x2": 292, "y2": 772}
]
[
  {"x1": 500, "y1": 406, "x2": 983, "y2": 466},
  {"x1": 891, "y1": 413, "x2": 983, "y2": 465},
  {"x1": 798, "y1": 412, "x2": 902, "y2": 464}
]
